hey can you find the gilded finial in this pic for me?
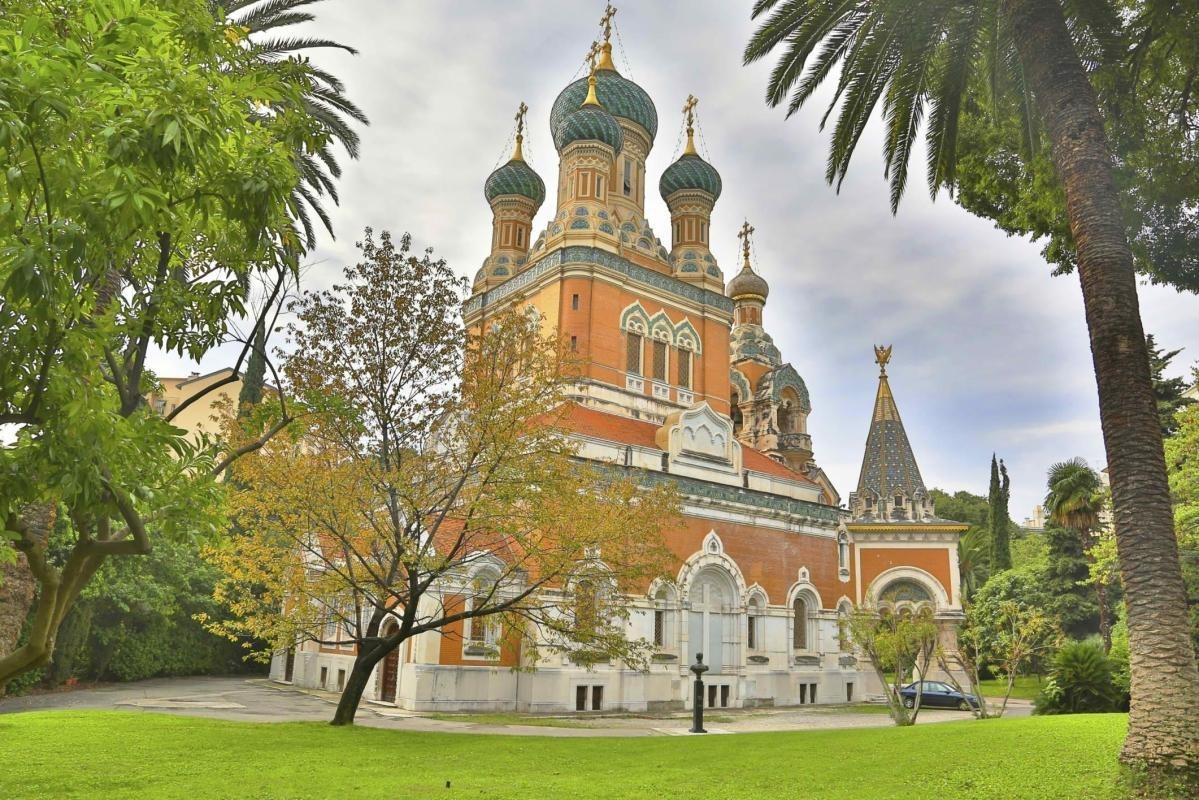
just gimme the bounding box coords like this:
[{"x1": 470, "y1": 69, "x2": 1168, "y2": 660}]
[
  {"x1": 582, "y1": 42, "x2": 602, "y2": 107},
  {"x1": 597, "y1": 4, "x2": 618, "y2": 70},
  {"x1": 874, "y1": 345, "x2": 893, "y2": 375},
  {"x1": 511, "y1": 101, "x2": 528, "y2": 162},
  {"x1": 737, "y1": 219, "x2": 755, "y2": 269},
  {"x1": 682, "y1": 94, "x2": 698, "y2": 156}
]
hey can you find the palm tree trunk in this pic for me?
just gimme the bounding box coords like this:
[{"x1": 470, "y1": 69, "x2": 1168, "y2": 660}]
[{"x1": 1002, "y1": 0, "x2": 1199, "y2": 782}]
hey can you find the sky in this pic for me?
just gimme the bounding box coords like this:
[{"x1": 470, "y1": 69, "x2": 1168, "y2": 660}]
[{"x1": 151, "y1": 0, "x2": 1199, "y2": 520}]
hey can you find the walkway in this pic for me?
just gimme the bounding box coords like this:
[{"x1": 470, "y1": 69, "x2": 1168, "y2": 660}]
[{"x1": 0, "y1": 676, "x2": 1030, "y2": 737}]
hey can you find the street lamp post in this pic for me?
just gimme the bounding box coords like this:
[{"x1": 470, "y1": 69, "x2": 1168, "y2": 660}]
[{"x1": 689, "y1": 652, "x2": 709, "y2": 734}]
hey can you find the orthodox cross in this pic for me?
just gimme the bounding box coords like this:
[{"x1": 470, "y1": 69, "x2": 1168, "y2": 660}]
[
  {"x1": 737, "y1": 219, "x2": 755, "y2": 265},
  {"x1": 682, "y1": 94, "x2": 698, "y2": 135},
  {"x1": 874, "y1": 344, "x2": 893, "y2": 374},
  {"x1": 599, "y1": 3, "x2": 617, "y2": 43},
  {"x1": 514, "y1": 102, "x2": 528, "y2": 138},
  {"x1": 587, "y1": 40, "x2": 602, "y2": 76}
]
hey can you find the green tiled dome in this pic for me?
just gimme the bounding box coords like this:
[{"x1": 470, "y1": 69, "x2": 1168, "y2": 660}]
[
  {"x1": 553, "y1": 105, "x2": 624, "y2": 153},
  {"x1": 659, "y1": 154, "x2": 722, "y2": 200},
  {"x1": 550, "y1": 70, "x2": 658, "y2": 142},
  {"x1": 484, "y1": 159, "x2": 546, "y2": 206}
]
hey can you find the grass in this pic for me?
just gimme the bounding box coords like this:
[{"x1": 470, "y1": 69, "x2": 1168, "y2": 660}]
[
  {"x1": 976, "y1": 675, "x2": 1046, "y2": 701},
  {"x1": 0, "y1": 710, "x2": 1127, "y2": 799}
]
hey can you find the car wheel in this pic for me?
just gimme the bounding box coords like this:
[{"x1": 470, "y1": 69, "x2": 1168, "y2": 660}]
[
  {"x1": 903, "y1": 697, "x2": 915, "y2": 709},
  {"x1": 957, "y1": 700, "x2": 971, "y2": 711}
]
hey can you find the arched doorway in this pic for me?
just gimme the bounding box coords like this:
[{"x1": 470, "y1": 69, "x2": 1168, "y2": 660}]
[
  {"x1": 687, "y1": 568, "x2": 737, "y2": 676},
  {"x1": 378, "y1": 620, "x2": 399, "y2": 704}
]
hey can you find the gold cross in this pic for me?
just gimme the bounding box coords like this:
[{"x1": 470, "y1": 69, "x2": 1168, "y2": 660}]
[
  {"x1": 682, "y1": 94, "x2": 698, "y2": 130},
  {"x1": 600, "y1": 3, "x2": 616, "y2": 43},
  {"x1": 514, "y1": 102, "x2": 528, "y2": 137},
  {"x1": 587, "y1": 40, "x2": 602, "y2": 76},
  {"x1": 737, "y1": 219, "x2": 755, "y2": 262}
]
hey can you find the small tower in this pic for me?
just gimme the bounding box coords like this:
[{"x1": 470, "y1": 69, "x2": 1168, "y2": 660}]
[
  {"x1": 476, "y1": 102, "x2": 546, "y2": 292},
  {"x1": 660, "y1": 95, "x2": 723, "y2": 290},
  {"x1": 726, "y1": 223, "x2": 815, "y2": 475},
  {"x1": 848, "y1": 347, "x2": 935, "y2": 521},
  {"x1": 548, "y1": 43, "x2": 623, "y2": 252}
]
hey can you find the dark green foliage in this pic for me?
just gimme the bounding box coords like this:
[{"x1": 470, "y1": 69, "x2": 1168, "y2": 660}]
[
  {"x1": 238, "y1": 318, "x2": 268, "y2": 411},
  {"x1": 989, "y1": 456, "x2": 1013, "y2": 571},
  {"x1": 1042, "y1": 522, "x2": 1100, "y2": 639},
  {"x1": 1147, "y1": 334, "x2": 1195, "y2": 439},
  {"x1": 1034, "y1": 639, "x2": 1120, "y2": 715},
  {"x1": 929, "y1": 488, "x2": 989, "y2": 527},
  {"x1": 34, "y1": 538, "x2": 255, "y2": 689}
]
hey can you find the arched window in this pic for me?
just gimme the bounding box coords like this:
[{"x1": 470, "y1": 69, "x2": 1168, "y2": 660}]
[
  {"x1": 626, "y1": 331, "x2": 643, "y2": 374},
  {"x1": 837, "y1": 532, "x2": 850, "y2": 574},
  {"x1": 730, "y1": 391, "x2": 743, "y2": 435},
  {"x1": 747, "y1": 597, "x2": 761, "y2": 651},
  {"x1": 574, "y1": 579, "x2": 599, "y2": 640},
  {"x1": 653, "y1": 586, "x2": 673, "y2": 649},
  {"x1": 776, "y1": 402, "x2": 791, "y2": 434},
  {"x1": 837, "y1": 601, "x2": 852, "y2": 652},
  {"x1": 467, "y1": 569, "x2": 500, "y2": 646},
  {"x1": 792, "y1": 596, "x2": 808, "y2": 650}
]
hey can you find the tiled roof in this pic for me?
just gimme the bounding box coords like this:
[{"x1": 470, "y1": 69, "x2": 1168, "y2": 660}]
[
  {"x1": 484, "y1": 159, "x2": 546, "y2": 206},
  {"x1": 553, "y1": 104, "x2": 624, "y2": 153},
  {"x1": 550, "y1": 69, "x2": 658, "y2": 141},
  {"x1": 659, "y1": 153, "x2": 722, "y2": 200},
  {"x1": 855, "y1": 372, "x2": 927, "y2": 500},
  {"x1": 555, "y1": 403, "x2": 819, "y2": 487}
]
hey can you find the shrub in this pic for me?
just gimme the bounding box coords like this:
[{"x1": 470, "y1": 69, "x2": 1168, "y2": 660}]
[{"x1": 1034, "y1": 639, "x2": 1120, "y2": 714}]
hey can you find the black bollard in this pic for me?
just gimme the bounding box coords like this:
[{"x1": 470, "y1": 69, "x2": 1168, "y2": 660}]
[{"x1": 689, "y1": 652, "x2": 709, "y2": 734}]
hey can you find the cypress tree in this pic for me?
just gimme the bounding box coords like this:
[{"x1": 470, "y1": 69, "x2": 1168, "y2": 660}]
[
  {"x1": 988, "y1": 454, "x2": 1013, "y2": 571},
  {"x1": 237, "y1": 317, "x2": 267, "y2": 413}
]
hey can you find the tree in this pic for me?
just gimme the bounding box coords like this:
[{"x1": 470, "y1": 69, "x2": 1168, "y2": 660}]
[
  {"x1": 1042, "y1": 521, "x2": 1101, "y2": 639},
  {"x1": 949, "y1": 6, "x2": 1199, "y2": 293},
  {"x1": 849, "y1": 606, "x2": 939, "y2": 726},
  {"x1": 0, "y1": 0, "x2": 353, "y2": 690},
  {"x1": 204, "y1": 230, "x2": 679, "y2": 726},
  {"x1": 989, "y1": 456, "x2": 1013, "y2": 572},
  {"x1": 1147, "y1": 334, "x2": 1195, "y2": 439},
  {"x1": 957, "y1": 526, "x2": 990, "y2": 602},
  {"x1": 214, "y1": 0, "x2": 368, "y2": 250},
  {"x1": 941, "y1": 593, "x2": 1060, "y2": 718},
  {"x1": 1045, "y1": 458, "x2": 1112, "y2": 649},
  {"x1": 1166, "y1": 404, "x2": 1199, "y2": 655},
  {"x1": 745, "y1": 0, "x2": 1199, "y2": 780}
]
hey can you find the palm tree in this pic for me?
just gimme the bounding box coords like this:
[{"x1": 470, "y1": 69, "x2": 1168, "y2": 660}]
[
  {"x1": 216, "y1": 0, "x2": 369, "y2": 249},
  {"x1": 1045, "y1": 458, "x2": 1110, "y2": 650},
  {"x1": 957, "y1": 526, "x2": 990, "y2": 602},
  {"x1": 744, "y1": 0, "x2": 1199, "y2": 782}
]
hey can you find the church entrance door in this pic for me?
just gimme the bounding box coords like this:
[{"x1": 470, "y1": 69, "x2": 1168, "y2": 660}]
[
  {"x1": 379, "y1": 621, "x2": 399, "y2": 703},
  {"x1": 688, "y1": 569, "x2": 736, "y2": 677}
]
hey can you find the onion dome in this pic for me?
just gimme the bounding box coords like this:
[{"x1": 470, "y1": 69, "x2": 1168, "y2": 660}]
[
  {"x1": 553, "y1": 72, "x2": 624, "y2": 153},
  {"x1": 660, "y1": 153, "x2": 722, "y2": 200},
  {"x1": 726, "y1": 261, "x2": 769, "y2": 301},
  {"x1": 727, "y1": 220, "x2": 769, "y2": 301},
  {"x1": 550, "y1": 64, "x2": 657, "y2": 143},
  {"x1": 484, "y1": 147, "x2": 546, "y2": 207}
]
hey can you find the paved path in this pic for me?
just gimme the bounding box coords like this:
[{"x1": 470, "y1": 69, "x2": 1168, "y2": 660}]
[{"x1": 0, "y1": 676, "x2": 1030, "y2": 737}]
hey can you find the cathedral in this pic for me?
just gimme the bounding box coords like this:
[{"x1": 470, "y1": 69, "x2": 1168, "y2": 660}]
[{"x1": 271, "y1": 10, "x2": 967, "y2": 712}]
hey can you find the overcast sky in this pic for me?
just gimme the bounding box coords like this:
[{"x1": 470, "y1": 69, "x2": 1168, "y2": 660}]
[{"x1": 153, "y1": 0, "x2": 1199, "y2": 519}]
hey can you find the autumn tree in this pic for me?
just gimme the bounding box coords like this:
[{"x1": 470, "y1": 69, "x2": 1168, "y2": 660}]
[
  {"x1": 205, "y1": 230, "x2": 679, "y2": 726},
  {"x1": 850, "y1": 606, "x2": 939, "y2": 726},
  {"x1": 0, "y1": 0, "x2": 361, "y2": 689}
]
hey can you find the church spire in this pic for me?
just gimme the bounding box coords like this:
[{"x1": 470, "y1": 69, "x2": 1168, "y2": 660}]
[{"x1": 850, "y1": 347, "x2": 930, "y2": 521}]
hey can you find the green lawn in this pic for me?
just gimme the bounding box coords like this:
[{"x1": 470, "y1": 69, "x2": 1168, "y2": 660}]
[
  {"x1": 976, "y1": 675, "x2": 1046, "y2": 701},
  {"x1": 0, "y1": 710, "x2": 1127, "y2": 800}
]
